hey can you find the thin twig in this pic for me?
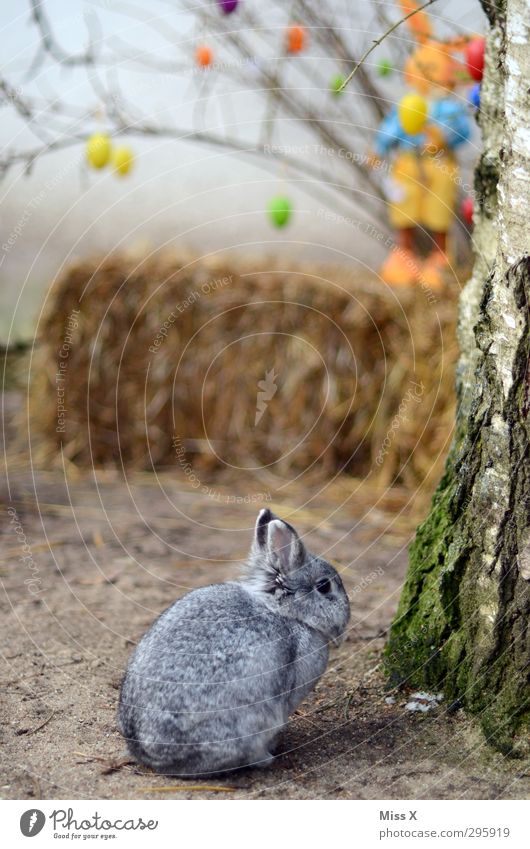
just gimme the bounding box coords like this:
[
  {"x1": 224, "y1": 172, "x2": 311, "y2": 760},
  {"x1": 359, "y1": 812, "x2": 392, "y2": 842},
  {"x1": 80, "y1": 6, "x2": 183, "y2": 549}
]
[
  {"x1": 340, "y1": 0, "x2": 438, "y2": 91},
  {"x1": 25, "y1": 710, "x2": 55, "y2": 736},
  {"x1": 29, "y1": 0, "x2": 95, "y2": 67},
  {"x1": 72, "y1": 751, "x2": 136, "y2": 774}
]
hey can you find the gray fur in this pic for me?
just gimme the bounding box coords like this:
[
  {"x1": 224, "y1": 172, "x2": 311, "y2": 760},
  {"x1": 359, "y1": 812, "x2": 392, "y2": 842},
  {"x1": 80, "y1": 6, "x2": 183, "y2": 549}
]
[{"x1": 118, "y1": 509, "x2": 350, "y2": 776}]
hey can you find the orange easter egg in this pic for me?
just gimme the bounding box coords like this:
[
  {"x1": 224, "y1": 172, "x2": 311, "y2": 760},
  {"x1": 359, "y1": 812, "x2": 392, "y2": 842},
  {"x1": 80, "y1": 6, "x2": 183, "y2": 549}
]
[
  {"x1": 195, "y1": 44, "x2": 213, "y2": 68},
  {"x1": 286, "y1": 25, "x2": 306, "y2": 54}
]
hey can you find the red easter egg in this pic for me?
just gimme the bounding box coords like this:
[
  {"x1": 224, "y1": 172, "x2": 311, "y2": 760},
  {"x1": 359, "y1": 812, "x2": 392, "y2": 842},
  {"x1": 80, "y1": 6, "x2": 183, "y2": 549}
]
[
  {"x1": 461, "y1": 196, "x2": 474, "y2": 226},
  {"x1": 465, "y1": 37, "x2": 485, "y2": 82}
]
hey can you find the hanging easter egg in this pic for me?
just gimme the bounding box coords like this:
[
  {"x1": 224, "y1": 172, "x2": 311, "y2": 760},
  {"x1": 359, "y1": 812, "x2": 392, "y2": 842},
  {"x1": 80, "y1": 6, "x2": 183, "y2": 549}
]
[
  {"x1": 398, "y1": 93, "x2": 428, "y2": 135},
  {"x1": 377, "y1": 58, "x2": 393, "y2": 77},
  {"x1": 195, "y1": 44, "x2": 213, "y2": 68},
  {"x1": 469, "y1": 83, "x2": 481, "y2": 109},
  {"x1": 86, "y1": 133, "x2": 111, "y2": 169},
  {"x1": 465, "y1": 37, "x2": 485, "y2": 82},
  {"x1": 286, "y1": 25, "x2": 306, "y2": 54},
  {"x1": 330, "y1": 75, "x2": 346, "y2": 96},
  {"x1": 461, "y1": 196, "x2": 474, "y2": 226},
  {"x1": 268, "y1": 195, "x2": 292, "y2": 228},
  {"x1": 218, "y1": 0, "x2": 239, "y2": 12},
  {"x1": 112, "y1": 146, "x2": 134, "y2": 177}
]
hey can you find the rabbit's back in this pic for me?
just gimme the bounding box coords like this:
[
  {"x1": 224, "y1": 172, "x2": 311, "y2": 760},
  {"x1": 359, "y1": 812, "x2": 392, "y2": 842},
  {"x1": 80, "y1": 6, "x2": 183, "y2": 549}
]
[{"x1": 118, "y1": 582, "x2": 327, "y2": 775}]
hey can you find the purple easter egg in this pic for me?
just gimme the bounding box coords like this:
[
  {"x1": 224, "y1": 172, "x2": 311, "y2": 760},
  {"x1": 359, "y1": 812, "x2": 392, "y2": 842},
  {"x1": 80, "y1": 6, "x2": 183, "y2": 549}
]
[{"x1": 218, "y1": 0, "x2": 239, "y2": 13}]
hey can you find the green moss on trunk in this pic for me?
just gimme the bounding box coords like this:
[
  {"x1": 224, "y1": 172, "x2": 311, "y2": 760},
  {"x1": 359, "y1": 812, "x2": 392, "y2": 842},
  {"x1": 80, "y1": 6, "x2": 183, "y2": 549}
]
[{"x1": 386, "y1": 260, "x2": 530, "y2": 754}]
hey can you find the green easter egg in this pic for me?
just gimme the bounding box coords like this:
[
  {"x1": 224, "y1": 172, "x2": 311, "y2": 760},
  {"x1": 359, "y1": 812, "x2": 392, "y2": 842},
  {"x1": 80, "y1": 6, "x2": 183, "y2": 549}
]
[
  {"x1": 330, "y1": 74, "x2": 346, "y2": 96},
  {"x1": 268, "y1": 195, "x2": 292, "y2": 228},
  {"x1": 377, "y1": 58, "x2": 393, "y2": 77}
]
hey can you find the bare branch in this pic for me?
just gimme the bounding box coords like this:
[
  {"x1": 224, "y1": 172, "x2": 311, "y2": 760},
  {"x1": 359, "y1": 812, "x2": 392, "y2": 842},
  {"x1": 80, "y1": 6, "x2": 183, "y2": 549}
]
[
  {"x1": 29, "y1": 0, "x2": 96, "y2": 67},
  {"x1": 340, "y1": 0, "x2": 439, "y2": 91},
  {"x1": 2, "y1": 0, "x2": 470, "y2": 221}
]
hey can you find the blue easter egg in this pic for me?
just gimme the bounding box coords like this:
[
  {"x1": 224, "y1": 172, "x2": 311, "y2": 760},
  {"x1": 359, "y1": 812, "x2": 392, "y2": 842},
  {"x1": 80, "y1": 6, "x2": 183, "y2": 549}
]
[{"x1": 469, "y1": 83, "x2": 481, "y2": 109}]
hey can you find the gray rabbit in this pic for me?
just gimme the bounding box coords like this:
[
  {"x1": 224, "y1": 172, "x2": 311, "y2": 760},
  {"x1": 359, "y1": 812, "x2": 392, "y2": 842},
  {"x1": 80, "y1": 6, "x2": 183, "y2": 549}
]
[{"x1": 118, "y1": 508, "x2": 350, "y2": 776}]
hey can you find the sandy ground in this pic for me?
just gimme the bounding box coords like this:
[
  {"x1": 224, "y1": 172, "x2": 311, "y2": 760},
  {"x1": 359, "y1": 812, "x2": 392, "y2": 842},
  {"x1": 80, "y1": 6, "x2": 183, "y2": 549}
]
[{"x1": 1, "y1": 391, "x2": 529, "y2": 800}]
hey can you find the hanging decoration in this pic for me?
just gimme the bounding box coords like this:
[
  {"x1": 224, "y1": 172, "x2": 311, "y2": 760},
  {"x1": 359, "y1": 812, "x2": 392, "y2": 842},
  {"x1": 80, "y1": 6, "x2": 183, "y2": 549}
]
[
  {"x1": 195, "y1": 44, "x2": 214, "y2": 68},
  {"x1": 469, "y1": 82, "x2": 481, "y2": 108},
  {"x1": 268, "y1": 195, "x2": 292, "y2": 228},
  {"x1": 465, "y1": 37, "x2": 485, "y2": 82},
  {"x1": 461, "y1": 196, "x2": 474, "y2": 226},
  {"x1": 330, "y1": 74, "x2": 346, "y2": 96},
  {"x1": 286, "y1": 25, "x2": 306, "y2": 54},
  {"x1": 86, "y1": 134, "x2": 111, "y2": 169},
  {"x1": 397, "y1": 93, "x2": 428, "y2": 135},
  {"x1": 112, "y1": 146, "x2": 134, "y2": 176},
  {"x1": 377, "y1": 58, "x2": 393, "y2": 77},
  {"x1": 370, "y1": 1, "x2": 475, "y2": 288},
  {"x1": 86, "y1": 134, "x2": 134, "y2": 178},
  {"x1": 217, "y1": 0, "x2": 239, "y2": 13}
]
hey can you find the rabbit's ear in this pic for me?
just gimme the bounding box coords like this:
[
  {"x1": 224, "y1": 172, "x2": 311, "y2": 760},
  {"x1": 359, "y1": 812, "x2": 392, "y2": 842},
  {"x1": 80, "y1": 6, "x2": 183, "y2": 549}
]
[
  {"x1": 267, "y1": 519, "x2": 305, "y2": 575},
  {"x1": 254, "y1": 508, "x2": 276, "y2": 550},
  {"x1": 248, "y1": 509, "x2": 306, "y2": 592},
  {"x1": 253, "y1": 509, "x2": 305, "y2": 575}
]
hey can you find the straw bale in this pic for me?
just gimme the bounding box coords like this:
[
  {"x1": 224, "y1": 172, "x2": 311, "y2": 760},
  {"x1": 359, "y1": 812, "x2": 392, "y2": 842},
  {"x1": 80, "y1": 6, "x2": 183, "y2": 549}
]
[{"x1": 28, "y1": 252, "x2": 459, "y2": 488}]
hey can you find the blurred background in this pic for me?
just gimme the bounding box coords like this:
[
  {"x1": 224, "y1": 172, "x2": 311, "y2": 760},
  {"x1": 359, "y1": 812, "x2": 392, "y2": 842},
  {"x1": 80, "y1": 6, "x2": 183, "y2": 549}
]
[
  {"x1": 1, "y1": 0, "x2": 484, "y2": 339},
  {"x1": 1, "y1": 0, "x2": 487, "y2": 507}
]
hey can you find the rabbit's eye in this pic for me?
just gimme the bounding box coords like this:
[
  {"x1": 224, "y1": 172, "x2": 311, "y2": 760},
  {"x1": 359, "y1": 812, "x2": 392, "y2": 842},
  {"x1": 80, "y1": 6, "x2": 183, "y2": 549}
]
[{"x1": 316, "y1": 578, "x2": 332, "y2": 595}]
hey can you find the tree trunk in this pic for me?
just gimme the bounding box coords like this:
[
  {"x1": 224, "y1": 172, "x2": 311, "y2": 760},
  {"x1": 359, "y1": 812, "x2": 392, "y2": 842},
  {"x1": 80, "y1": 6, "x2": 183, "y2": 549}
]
[{"x1": 386, "y1": 0, "x2": 530, "y2": 754}]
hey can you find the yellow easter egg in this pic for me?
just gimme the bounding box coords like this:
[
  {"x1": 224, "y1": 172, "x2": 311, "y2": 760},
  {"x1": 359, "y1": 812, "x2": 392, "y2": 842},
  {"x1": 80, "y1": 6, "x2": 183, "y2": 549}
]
[
  {"x1": 398, "y1": 94, "x2": 428, "y2": 135},
  {"x1": 86, "y1": 133, "x2": 111, "y2": 169},
  {"x1": 112, "y1": 146, "x2": 134, "y2": 176}
]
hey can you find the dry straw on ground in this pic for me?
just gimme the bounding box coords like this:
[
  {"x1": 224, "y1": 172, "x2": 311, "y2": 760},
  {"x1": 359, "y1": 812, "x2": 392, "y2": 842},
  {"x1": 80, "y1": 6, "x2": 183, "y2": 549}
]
[{"x1": 28, "y1": 251, "x2": 459, "y2": 491}]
